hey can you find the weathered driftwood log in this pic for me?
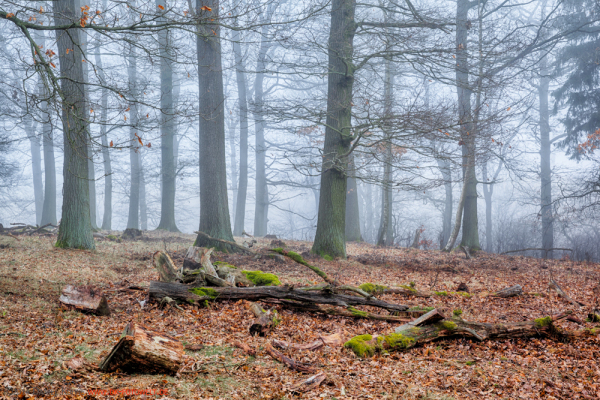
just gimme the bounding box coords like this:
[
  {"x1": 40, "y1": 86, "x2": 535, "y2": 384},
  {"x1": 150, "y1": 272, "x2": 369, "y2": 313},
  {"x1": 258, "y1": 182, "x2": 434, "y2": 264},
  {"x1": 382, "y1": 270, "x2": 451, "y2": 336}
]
[
  {"x1": 265, "y1": 342, "x2": 315, "y2": 373},
  {"x1": 492, "y1": 284, "x2": 522, "y2": 298},
  {"x1": 345, "y1": 311, "x2": 572, "y2": 357},
  {"x1": 99, "y1": 322, "x2": 184, "y2": 374},
  {"x1": 59, "y1": 285, "x2": 110, "y2": 316},
  {"x1": 261, "y1": 298, "x2": 415, "y2": 322},
  {"x1": 249, "y1": 302, "x2": 279, "y2": 337},
  {"x1": 148, "y1": 281, "x2": 409, "y2": 312},
  {"x1": 153, "y1": 251, "x2": 179, "y2": 283},
  {"x1": 272, "y1": 331, "x2": 344, "y2": 352},
  {"x1": 289, "y1": 372, "x2": 327, "y2": 393},
  {"x1": 549, "y1": 279, "x2": 587, "y2": 307}
]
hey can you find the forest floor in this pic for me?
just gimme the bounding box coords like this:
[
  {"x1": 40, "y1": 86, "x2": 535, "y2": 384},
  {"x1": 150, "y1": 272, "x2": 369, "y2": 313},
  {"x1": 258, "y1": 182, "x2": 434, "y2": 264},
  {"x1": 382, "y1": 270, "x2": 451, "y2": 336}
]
[{"x1": 0, "y1": 231, "x2": 599, "y2": 399}]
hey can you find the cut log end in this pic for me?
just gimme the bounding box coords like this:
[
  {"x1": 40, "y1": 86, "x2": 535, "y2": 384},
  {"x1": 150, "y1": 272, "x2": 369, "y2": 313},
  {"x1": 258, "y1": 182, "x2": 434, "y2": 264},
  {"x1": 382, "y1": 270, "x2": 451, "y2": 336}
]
[{"x1": 59, "y1": 285, "x2": 110, "y2": 316}]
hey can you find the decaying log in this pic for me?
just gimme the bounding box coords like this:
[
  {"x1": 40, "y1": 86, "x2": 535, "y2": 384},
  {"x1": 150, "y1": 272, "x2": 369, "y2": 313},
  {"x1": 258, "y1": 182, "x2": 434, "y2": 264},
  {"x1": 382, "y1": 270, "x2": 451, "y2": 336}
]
[
  {"x1": 492, "y1": 284, "x2": 522, "y2": 298},
  {"x1": 262, "y1": 298, "x2": 414, "y2": 322},
  {"x1": 149, "y1": 281, "x2": 409, "y2": 312},
  {"x1": 549, "y1": 279, "x2": 587, "y2": 307},
  {"x1": 384, "y1": 287, "x2": 431, "y2": 298},
  {"x1": 394, "y1": 309, "x2": 445, "y2": 333},
  {"x1": 99, "y1": 322, "x2": 184, "y2": 374},
  {"x1": 289, "y1": 372, "x2": 327, "y2": 393},
  {"x1": 272, "y1": 331, "x2": 344, "y2": 352},
  {"x1": 249, "y1": 302, "x2": 279, "y2": 337},
  {"x1": 233, "y1": 341, "x2": 256, "y2": 356},
  {"x1": 59, "y1": 285, "x2": 110, "y2": 316},
  {"x1": 265, "y1": 342, "x2": 315, "y2": 373},
  {"x1": 153, "y1": 251, "x2": 179, "y2": 283},
  {"x1": 193, "y1": 231, "x2": 256, "y2": 255},
  {"x1": 345, "y1": 311, "x2": 572, "y2": 357}
]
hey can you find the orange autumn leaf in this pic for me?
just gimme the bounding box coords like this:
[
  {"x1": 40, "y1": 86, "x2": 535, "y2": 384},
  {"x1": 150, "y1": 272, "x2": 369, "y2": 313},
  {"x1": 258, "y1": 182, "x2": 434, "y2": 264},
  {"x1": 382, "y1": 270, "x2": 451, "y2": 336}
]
[
  {"x1": 124, "y1": 115, "x2": 127, "y2": 121},
  {"x1": 158, "y1": 4, "x2": 164, "y2": 10},
  {"x1": 50, "y1": 62, "x2": 56, "y2": 68},
  {"x1": 125, "y1": 107, "x2": 130, "y2": 112},
  {"x1": 6, "y1": 13, "x2": 15, "y2": 18},
  {"x1": 147, "y1": 143, "x2": 151, "y2": 148},
  {"x1": 200, "y1": 5, "x2": 212, "y2": 11},
  {"x1": 109, "y1": 140, "x2": 114, "y2": 147}
]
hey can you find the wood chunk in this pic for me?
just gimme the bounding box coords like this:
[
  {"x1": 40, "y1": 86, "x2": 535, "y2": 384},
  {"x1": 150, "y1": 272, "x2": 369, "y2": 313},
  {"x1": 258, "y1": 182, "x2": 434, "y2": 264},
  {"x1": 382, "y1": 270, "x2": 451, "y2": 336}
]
[
  {"x1": 492, "y1": 284, "x2": 522, "y2": 298},
  {"x1": 99, "y1": 323, "x2": 184, "y2": 375},
  {"x1": 289, "y1": 372, "x2": 327, "y2": 393},
  {"x1": 153, "y1": 251, "x2": 179, "y2": 283},
  {"x1": 233, "y1": 341, "x2": 256, "y2": 356},
  {"x1": 249, "y1": 302, "x2": 277, "y2": 337},
  {"x1": 184, "y1": 344, "x2": 205, "y2": 351},
  {"x1": 59, "y1": 285, "x2": 110, "y2": 316},
  {"x1": 395, "y1": 309, "x2": 445, "y2": 333},
  {"x1": 265, "y1": 342, "x2": 315, "y2": 373}
]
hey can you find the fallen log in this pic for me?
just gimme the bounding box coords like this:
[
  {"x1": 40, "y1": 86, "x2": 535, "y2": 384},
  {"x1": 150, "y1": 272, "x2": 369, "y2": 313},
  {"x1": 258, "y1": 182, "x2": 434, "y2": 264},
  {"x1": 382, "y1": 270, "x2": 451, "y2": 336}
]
[
  {"x1": 265, "y1": 342, "x2": 315, "y2": 373},
  {"x1": 194, "y1": 231, "x2": 256, "y2": 255},
  {"x1": 359, "y1": 282, "x2": 431, "y2": 298},
  {"x1": 249, "y1": 302, "x2": 279, "y2": 337},
  {"x1": 272, "y1": 331, "x2": 344, "y2": 352},
  {"x1": 149, "y1": 281, "x2": 409, "y2": 312},
  {"x1": 289, "y1": 372, "x2": 327, "y2": 393},
  {"x1": 59, "y1": 285, "x2": 110, "y2": 316},
  {"x1": 492, "y1": 284, "x2": 522, "y2": 298},
  {"x1": 549, "y1": 279, "x2": 587, "y2": 307},
  {"x1": 99, "y1": 322, "x2": 184, "y2": 374},
  {"x1": 345, "y1": 311, "x2": 572, "y2": 357},
  {"x1": 153, "y1": 251, "x2": 179, "y2": 283},
  {"x1": 394, "y1": 308, "x2": 445, "y2": 333}
]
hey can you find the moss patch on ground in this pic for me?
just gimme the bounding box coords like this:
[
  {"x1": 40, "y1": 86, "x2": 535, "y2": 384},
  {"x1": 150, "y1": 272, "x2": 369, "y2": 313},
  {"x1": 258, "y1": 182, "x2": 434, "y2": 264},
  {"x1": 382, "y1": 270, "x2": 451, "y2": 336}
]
[
  {"x1": 359, "y1": 283, "x2": 388, "y2": 295},
  {"x1": 242, "y1": 270, "x2": 280, "y2": 286}
]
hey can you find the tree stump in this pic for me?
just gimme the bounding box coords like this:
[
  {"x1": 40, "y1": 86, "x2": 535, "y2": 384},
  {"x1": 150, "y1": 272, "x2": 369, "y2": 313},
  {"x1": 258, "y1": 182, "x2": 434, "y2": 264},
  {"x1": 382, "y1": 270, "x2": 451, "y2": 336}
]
[
  {"x1": 153, "y1": 251, "x2": 179, "y2": 283},
  {"x1": 249, "y1": 302, "x2": 278, "y2": 336},
  {"x1": 492, "y1": 284, "x2": 522, "y2": 298},
  {"x1": 59, "y1": 285, "x2": 110, "y2": 316},
  {"x1": 99, "y1": 322, "x2": 184, "y2": 375}
]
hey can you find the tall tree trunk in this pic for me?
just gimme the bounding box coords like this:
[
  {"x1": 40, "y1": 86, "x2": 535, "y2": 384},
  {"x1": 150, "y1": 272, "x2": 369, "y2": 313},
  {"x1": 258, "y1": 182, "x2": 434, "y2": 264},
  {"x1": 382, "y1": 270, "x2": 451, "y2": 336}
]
[
  {"x1": 311, "y1": 0, "x2": 356, "y2": 259},
  {"x1": 437, "y1": 158, "x2": 452, "y2": 248},
  {"x1": 155, "y1": 0, "x2": 179, "y2": 232},
  {"x1": 26, "y1": 117, "x2": 43, "y2": 226},
  {"x1": 345, "y1": 154, "x2": 362, "y2": 241},
  {"x1": 194, "y1": 0, "x2": 236, "y2": 251},
  {"x1": 482, "y1": 162, "x2": 493, "y2": 252},
  {"x1": 227, "y1": 116, "x2": 238, "y2": 221},
  {"x1": 456, "y1": 0, "x2": 480, "y2": 250},
  {"x1": 539, "y1": 54, "x2": 553, "y2": 258},
  {"x1": 54, "y1": 0, "x2": 95, "y2": 249},
  {"x1": 94, "y1": 31, "x2": 111, "y2": 230},
  {"x1": 377, "y1": 57, "x2": 393, "y2": 247},
  {"x1": 139, "y1": 160, "x2": 148, "y2": 230},
  {"x1": 232, "y1": 27, "x2": 248, "y2": 236},
  {"x1": 126, "y1": 41, "x2": 140, "y2": 229}
]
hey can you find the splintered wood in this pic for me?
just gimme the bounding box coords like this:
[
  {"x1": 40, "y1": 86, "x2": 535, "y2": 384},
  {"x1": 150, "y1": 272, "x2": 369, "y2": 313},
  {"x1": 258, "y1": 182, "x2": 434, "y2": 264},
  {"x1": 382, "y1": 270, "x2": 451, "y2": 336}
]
[
  {"x1": 99, "y1": 322, "x2": 184, "y2": 375},
  {"x1": 59, "y1": 285, "x2": 111, "y2": 316}
]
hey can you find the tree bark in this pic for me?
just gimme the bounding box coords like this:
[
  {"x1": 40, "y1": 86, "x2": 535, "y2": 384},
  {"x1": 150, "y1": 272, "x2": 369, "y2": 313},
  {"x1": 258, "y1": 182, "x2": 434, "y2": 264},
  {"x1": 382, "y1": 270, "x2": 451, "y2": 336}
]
[
  {"x1": 539, "y1": 52, "x2": 554, "y2": 259},
  {"x1": 25, "y1": 117, "x2": 43, "y2": 226},
  {"x1": 492, "y1": 284, "x2": 522, "y2": 298},
  {"x1": 249, "y1": 302, "x2": 277, "y2": 337},
  {"x1": 377, "y1": 56, "x2": 394, "y2": 247},
  {"x1": 155, "y1": 0, "x2": 179, "y2": 232},
  {"x1": 437, "y1": 158, "x2": 452, "y2": 249},
  {"x1": 153, "y1": 251, "x2": 179, "y2": 283},
  {"x1": 232, "y1": 27, "x2": 248, "y2": 237},
  {"x1": 93, "y1": 31, "x2": 111, "y2": 230},
  {"x1": 345, "y1": 154, "x2": 362, "y2": 241},
  {"x1": 59, "y1": 285, "x2": 110, "y2": 315},
  {"x1": 54, "y1": 0, "x2": 94, "y2": 250},
  {"x1": 194, "y1": 0, "x2": 237, "y2": 251},
  {"x1": 126, "y1": 40, "x2": 140, "y2": 230},
  {"x1": 311, "y1": 0, "x2": 356, "y2": 258},
  {"x1": 99, "y1": 322, "x2": 184, "y2": 375}
]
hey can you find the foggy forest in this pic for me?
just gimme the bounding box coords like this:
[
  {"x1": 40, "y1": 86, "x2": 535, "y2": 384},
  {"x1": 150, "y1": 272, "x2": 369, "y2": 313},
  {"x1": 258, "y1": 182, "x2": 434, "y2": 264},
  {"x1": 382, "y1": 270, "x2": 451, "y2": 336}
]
[{"x1": 1, "y1": 0, "x2": 600, "y2": 398}]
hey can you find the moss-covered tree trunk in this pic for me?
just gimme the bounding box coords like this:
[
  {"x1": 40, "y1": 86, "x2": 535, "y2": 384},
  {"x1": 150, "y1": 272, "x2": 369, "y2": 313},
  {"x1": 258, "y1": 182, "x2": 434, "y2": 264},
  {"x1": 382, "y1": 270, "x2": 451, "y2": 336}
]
[
  {"x1": 311, "y1": 0, "x2": 356, "y2": 259},
  {"x1": 54, "y1": 0, "x2": 94, "y2": 250},
  {"x1": 194, "y1": 0, "x2": 237, "y2": 252}
]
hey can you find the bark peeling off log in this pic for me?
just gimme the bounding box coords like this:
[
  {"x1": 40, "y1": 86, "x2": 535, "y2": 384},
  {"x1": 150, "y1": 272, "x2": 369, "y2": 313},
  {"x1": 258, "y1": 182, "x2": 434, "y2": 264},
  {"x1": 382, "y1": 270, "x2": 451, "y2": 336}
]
[
  {"x1": 148, "y1": 281, "x2": 409, "y2": 312},
  {"x1": 153, "y1": 251, "x2": 179, "y2": 282},
  {"x1": 345, "y1": 311, "x2": 572, "y2": 358},
  {"x1": 59, "y1": 285, "x2": 110, "y2": 316},
  {"x1": 99, "y1": 322, "x2": 184, "y2": 375}
]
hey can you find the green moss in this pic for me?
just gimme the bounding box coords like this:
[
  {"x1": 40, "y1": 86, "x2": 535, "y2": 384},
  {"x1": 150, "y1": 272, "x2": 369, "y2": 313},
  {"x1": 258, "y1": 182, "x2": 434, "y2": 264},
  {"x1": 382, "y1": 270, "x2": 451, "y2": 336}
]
[
  {"x1": 54, "y1": 240, "x2": 67, "y2": 248},
  {"x1": 285, "y1": 251, "x2": 307, "y2": 265},
  {"x1": 588, "y1": 313, "x2": 600, "y2": 323},
  {"x1": 407, "y1": 306, "x2": 434, "y2": 312},
  {"x1": 188, "y1": 287, "x2": 219, "y2": 299},
  {"x1": 438, "y1": 321, "x2": 457, "y2": 330},
  {"x1": 400, "y1": 285, "x2": 417, "y2": 293},
  {"x1": 242, "y1": 270, "x2": 280, "y2": 286},
  {"x1": 214, "y1": 261, "x2": 237, "y2": 269},
  {"x1": 434, "y1": 291, "x2": 448, "y2": 296},
  {"x1": 453, "y1": 309, "x2": 463, "y2": 317},
  {"x1": 359, "y1": 283, "x2": 388, "y2": 295},
  {"x1": 347, "y1": 306, "x2": 369, "y2": 317},
  {"x1": 588, "y1": 327, "x2": 600, "y2": 335},
  {"x1": 321, "y1": 253, "x2": 333, "y2": 261},
  {"x1": 534, "y1": 316, "x2": 553, "y2": 328},
  {"x1": 380, "y1": 333, "x2": 415, "y2": 350},
  {"x1": 465, "y1": 361, "x2": 476, "y2": 366},
  {"x1": 344, "y1": 335, "x2": 375, "y2": 357},
  {"x1": 458, "y1": 292, "x2": 472, "y2": 298}
]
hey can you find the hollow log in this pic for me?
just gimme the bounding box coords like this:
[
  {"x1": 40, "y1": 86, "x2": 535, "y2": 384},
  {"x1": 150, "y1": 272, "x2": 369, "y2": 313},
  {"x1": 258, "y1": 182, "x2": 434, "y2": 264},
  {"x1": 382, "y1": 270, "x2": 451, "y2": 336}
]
[
  {"x1": 345, "y1": 311, "x2": 572, "y2": 357},
  {"x1": 492, "y1": 284, "x2": 522, "y2": 298},
  {"x1": 99, "y1": 322, "x2": 184, "y2": 374},
  {"x1": 148, "y1": 281, "x2": 409, "y2": 312},
  {"x1": 265, "y1": 342, "x2": 315, "y2": 373},
  {"x1": 153, "y1": 251, "x2": 179, "y2": 283},
  {"x1": 249, "y1": 302, "x2": 278, "y2": 337},
  {"x1": 59, "y1": 285, "x2": 110, "y2": 316}
]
